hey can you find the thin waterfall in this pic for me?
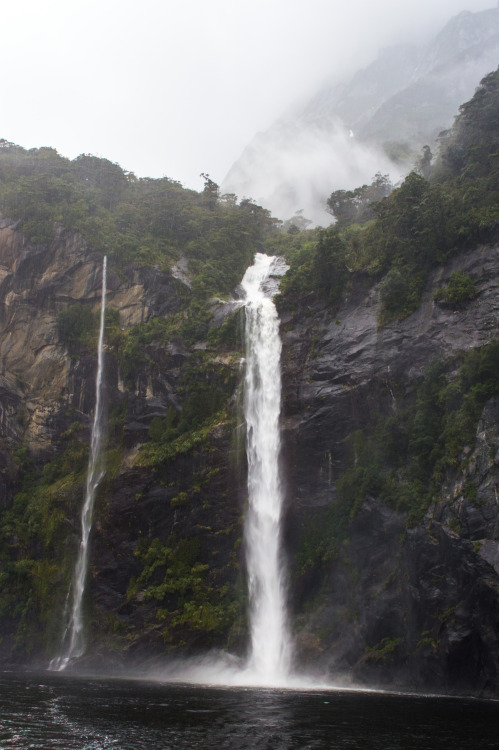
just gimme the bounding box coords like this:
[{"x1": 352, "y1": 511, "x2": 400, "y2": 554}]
[
  {"x1": 241, "y1": 253, "x2": 291, "y2": 684},
  {"x1": 51, "y1": 256, "x2": 107, "y2": 671}
]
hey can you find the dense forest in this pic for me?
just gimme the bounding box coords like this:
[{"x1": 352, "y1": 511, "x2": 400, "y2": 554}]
[{"x1": 0, "y1": 68, "x2": 498, "y2": 692}]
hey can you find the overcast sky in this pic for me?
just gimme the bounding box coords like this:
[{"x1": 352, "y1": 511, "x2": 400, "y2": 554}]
[{"x1": 1, "y1": 0, "x2": 494, "y2": 191}]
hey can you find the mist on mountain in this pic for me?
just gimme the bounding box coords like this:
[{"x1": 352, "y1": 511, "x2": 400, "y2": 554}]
[{"x1": 223, "y1": 6, "x2": 499, "y2": 226}]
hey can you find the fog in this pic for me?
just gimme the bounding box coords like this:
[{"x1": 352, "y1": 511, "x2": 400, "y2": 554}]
[
  {"x1": 223, "y1": 123, "x2": 404, "y2": 225},
  {"x1": 0, "y1": 0, "x2": 494, "y2": 198}
]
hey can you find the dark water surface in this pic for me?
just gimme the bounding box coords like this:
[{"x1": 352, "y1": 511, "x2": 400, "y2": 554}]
[{"x1": 0, "y1": 671, "x2": 496, "y2": 749}]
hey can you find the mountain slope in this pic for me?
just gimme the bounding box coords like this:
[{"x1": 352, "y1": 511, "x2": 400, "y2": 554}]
[{"x1": 223, "y1": 7, "x2": 499, "y2": 224}]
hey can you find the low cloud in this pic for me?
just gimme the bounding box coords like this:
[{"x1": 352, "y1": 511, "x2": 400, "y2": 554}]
[{"x1": 223, "y1": 119, "x2": 403, "y2": 225}]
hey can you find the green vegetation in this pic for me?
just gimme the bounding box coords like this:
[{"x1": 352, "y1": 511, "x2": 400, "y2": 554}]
[
  {"x1": 434, "y1": 69, "x2": 499, "y2": 231},
  {"x1": 279, "y1": 69, "x2": 499, "y2": 322},
  {"x1": 0, "y1": 417, "x2": 130, "y2": 656},
  {"x1": 326, "y1": 172, "x2": 393, "y2": 228},
  {"x1": 298, "y1": 339, "x2": 499, "y2": 574},
  {"x1": 434, "y1": 271, "x2": 477, "y2": 306},
  {"x1": 365, "y1": 636, "x2": 404, "y2": 663},
  {"x1": 136, "y1": 347, "x2": 238, "y2": 469},
  {"x1": 336, "y1": 341, "x2": 499, "y2": 525},
  {"x1": 0, "y1": 145, "x2": 277, "y2": 298},
  {"x1": 127, "y1": 535, "x2": 241, "y2": 643},
  {"x1": 409, "y1": 342, "x2": 499, "y2": 479},
  {"x1": 280, "y1": 169, "x2": 462, "y2": 321},
  {"x1": 57, "y1": 303, "x2": 98, "y2": 353},
  {"x1": 278, "y1": 226, "x2": 348, "y2": 307},
  {"x1": 0, "y1": 434, "x2": 89, "y2": 654}
]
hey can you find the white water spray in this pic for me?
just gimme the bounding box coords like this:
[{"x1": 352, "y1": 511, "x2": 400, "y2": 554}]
[
  {"x1": 51, "y1": 256, "x2": 107, "y2": 670},
  {"x1": 241, "y1": 253, "x2": 291, "y2": 684}
]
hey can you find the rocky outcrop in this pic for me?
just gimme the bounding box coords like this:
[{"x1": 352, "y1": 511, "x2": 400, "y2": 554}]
[{"x1": 294, "y1": 498, "x2": 498, "y2": 693}]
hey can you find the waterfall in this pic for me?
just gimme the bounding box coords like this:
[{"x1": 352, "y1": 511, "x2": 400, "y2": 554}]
[
  {"x1": 241, "y1": 253, "x2": 291, "y2": 684},
  {"x1": 51, "y1": 256, "x2": 107, "y2": 671}
]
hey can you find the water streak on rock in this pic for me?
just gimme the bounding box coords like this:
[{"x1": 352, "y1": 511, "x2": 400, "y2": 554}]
[{"x1": 51, "y1": 256, "x2": 107, "y2": 670}]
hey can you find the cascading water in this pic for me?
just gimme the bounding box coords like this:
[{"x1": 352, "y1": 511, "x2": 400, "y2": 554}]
[
  {"x1": 241, "y1": 252, "x2": 291, "y2": 684},
  {"x1": 51, "y1": 256, "x2": 107, "y2": 671},
  {"x1": 147, "y1": 252, "x2": 295, "y2": 688}
]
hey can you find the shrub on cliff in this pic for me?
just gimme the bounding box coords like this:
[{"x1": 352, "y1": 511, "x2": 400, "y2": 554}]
[
  {"x1": 56, "y1": 303, "x2": 97, "y2": 353},
  {"x1": 434, "y1": 272, "x2": 477, "y2": 307}
]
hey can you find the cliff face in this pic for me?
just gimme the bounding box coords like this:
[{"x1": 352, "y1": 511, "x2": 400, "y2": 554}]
[
  {"x1": 0, "y1": 218, "x2": 178, "y2": 453},
  {"x1": 280, "y1": 243, "x2": 499, "y2": 694},
  {"x1": 0, "y1": 218, "x2": 497, "y2": 695},
  {"x1": 281, "y1": 245, "x2": 499, "y2": 505},
  {"x1": 0, "y1": 221, "x2": 245, "y2": 666}
]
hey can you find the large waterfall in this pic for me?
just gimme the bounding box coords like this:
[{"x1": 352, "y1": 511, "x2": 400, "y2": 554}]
[
  {"x1": 148, "y1": 253, "x2": 294, "y2": 687},
  {"x1": 241, "y1": 253, "x2": 291, "y2": 684},
  {"x1": 51, "y1": 256, "x2": 107, "y2": 670}
]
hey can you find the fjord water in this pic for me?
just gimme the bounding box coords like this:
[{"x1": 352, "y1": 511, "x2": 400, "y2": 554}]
[
  {"x1": 240, "y1": 253, "x2": 291, "y2": 684},
  {"x1": 51, "y1": 257, "x2": 108, "y2": 670},
  {"x1": 1, "y1": 671, "x2": 497, "y2": 750}
]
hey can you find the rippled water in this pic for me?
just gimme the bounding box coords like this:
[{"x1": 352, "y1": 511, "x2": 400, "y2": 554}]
[{"x1": 0, "y1": 671, "x2": 497, "y2": 749}]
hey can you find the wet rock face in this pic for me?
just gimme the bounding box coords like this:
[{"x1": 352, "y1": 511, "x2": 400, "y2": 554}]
[
  {"x1": 0, "y1": 224, "x2": 245, "y2": 666},
  {"x1": 89, "y1": 425, "x2": 245, "y2": 664},
  {"x1": 0, "y1": 223, "x2": 185, "y2": 453},
  {"x1": 280, "y1": 244, "x2": 499, "y2": 693},
  {"x1": 289, "y1": 473, "x2": 499, "y2": 694},
  {"x1": 281, "y1": 245, "x2": 499, "y2": 509}
]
